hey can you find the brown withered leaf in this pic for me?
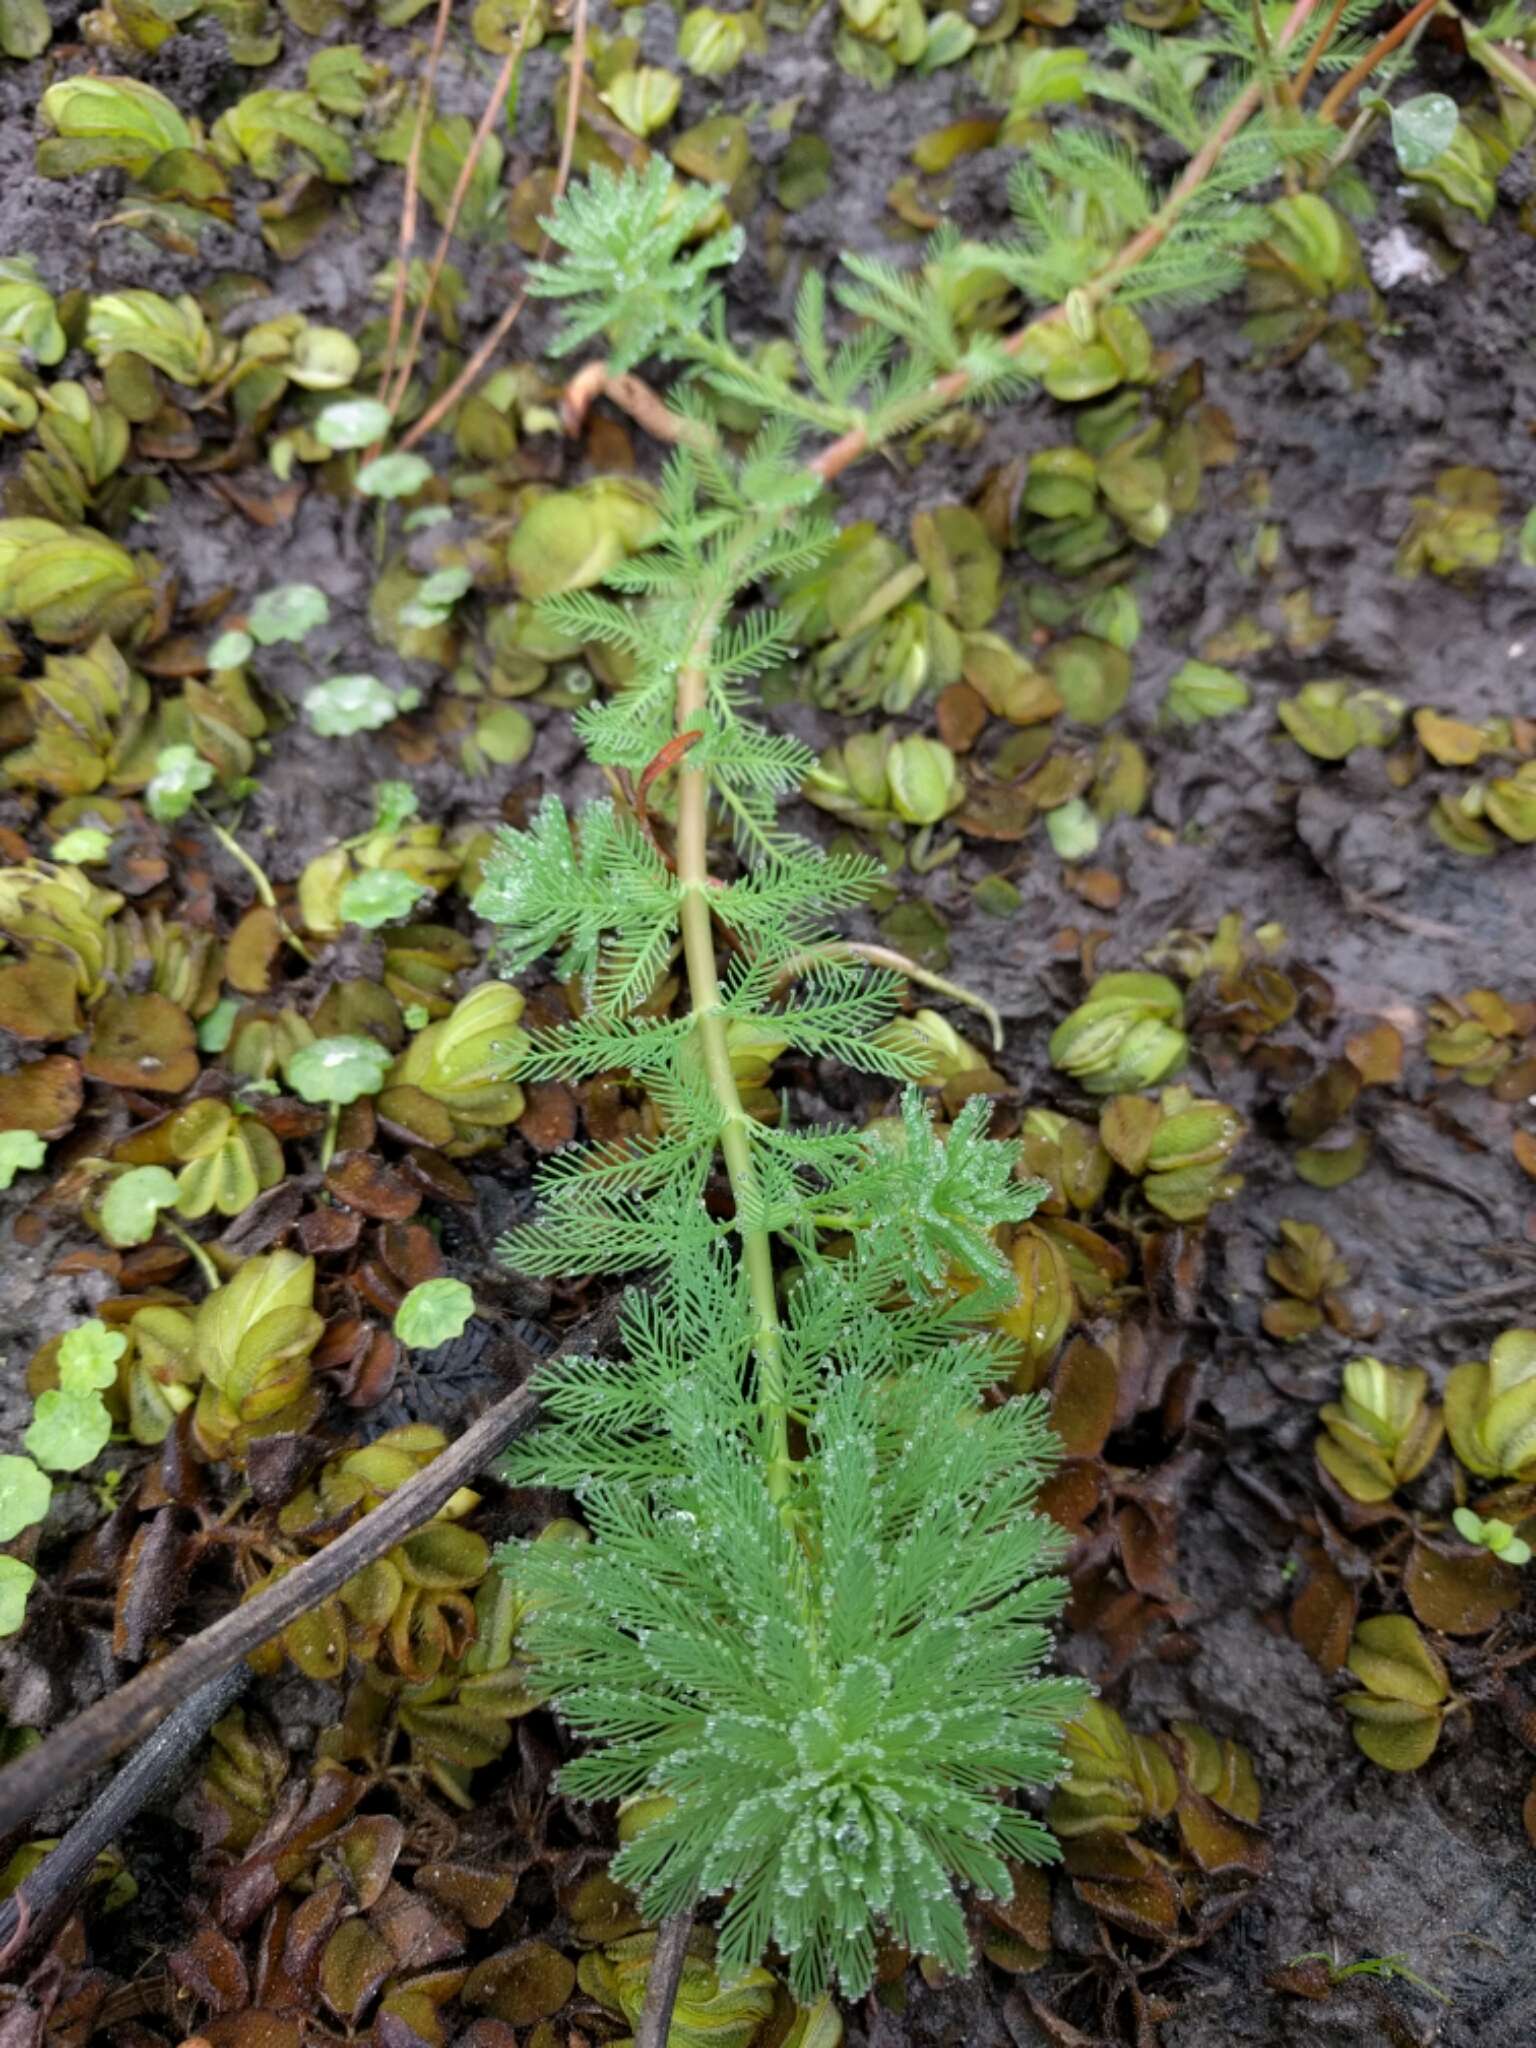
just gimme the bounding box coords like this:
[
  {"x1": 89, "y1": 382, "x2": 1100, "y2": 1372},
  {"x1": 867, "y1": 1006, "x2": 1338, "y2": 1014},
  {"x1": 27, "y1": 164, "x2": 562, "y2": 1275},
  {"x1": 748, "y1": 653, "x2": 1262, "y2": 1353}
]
[
  {"x1": 114, "y1": 1507, "x2": 191, "y2": 1662},
  {"x1": 319, "y1": 1915, "x2": 396, "y2": 2025},
  {"x1": 85, "y1": 993, "x2": 198, "y2": 1093},
  {"x1": 1049, "y1": 1340, "x2": 1118, "y2": 1459},
  {"x1": 168, "y1": 1927, "x2": 250, "y2": 2013},
  {"x1": 196, "y1": 2014, "x2": 303, "y2": 2048},
  {"x1": 228, "y1": 906, "x2": 283, "y2": 994},
  {"x1": 1173, "y1": 1786, "x2": 1269, "y2": 1877},
  {"x1": 936, "y1": 681, "x2": 988, "y2": 753},
  {"x1": 325, "y1": 1151, "x2": 422, "y2": 1221},
  {"x1": 216, "y1": 1179, "x2": 306, "y2": 1258},
  {"x1": 414, "y1": 1864, "x2": 518, "y2": 1931},
  {"x1": 1286, "y1": 1059, "x2": 1360, "y2": 1141},
  {"x1": 0, "y1": 957, "x2": 81, "y2": 1041},
  {"x1": 1266, "y1": 1956, "x2": 1334, "y2": 2000},
  {"x1": 462, "y1": 1943, "x2": 576, "y2": 2026},
  {"x1": 1037, "y1": 1460, "x2": 1102, "y2": 1540},
  {"x1": 1062, "y1": 1833, "x2": 1181, "y2": 1940},
  {"x1": 300, "y1": 1206, "x2": 364, "y2": 1256},
  {"x1": 1116, "y1": 1500, "x2": 1180, "y2": 1600},
  {"x1": 1404, "y1": 1538, "x2": 1521, "y2": 1636},
  {"x1": 1289, "y1": 1539, "x2": 1361, "y2": 1672},
  {"x1": 1345, "y1": 1021, "x2": 1405, "y2": 1086},
  {"x1": 0, "y1": 1053, "x2": 84, "y2": 1134},
  {"x1": 517, "y1": 1081, "x2": 577, "y2": 1154},
  {"x1": 1513, "y1": 1129, "x2": 1536, "y2": 1180}
]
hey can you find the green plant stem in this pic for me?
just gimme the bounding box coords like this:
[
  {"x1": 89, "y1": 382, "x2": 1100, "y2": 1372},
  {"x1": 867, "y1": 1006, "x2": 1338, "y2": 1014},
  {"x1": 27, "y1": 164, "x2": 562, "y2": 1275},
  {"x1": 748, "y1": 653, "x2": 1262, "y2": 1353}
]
[
  {"x1": 203, "y1": 818, "x2": 314, "y2": 964},
  {"x1": 674, "y1": 621, "x2": 795, "y2": 1506},
  {"x1": 320, "y1": 1101, "x2": 341, "y2": 1172},
  {"x1": 164, "y1": 1218, "x2": 219, "y2": 1291}
]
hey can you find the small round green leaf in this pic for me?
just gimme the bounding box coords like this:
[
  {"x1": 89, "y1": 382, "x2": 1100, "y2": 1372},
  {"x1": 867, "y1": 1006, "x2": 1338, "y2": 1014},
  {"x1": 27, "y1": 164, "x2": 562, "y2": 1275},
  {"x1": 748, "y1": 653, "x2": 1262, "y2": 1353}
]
[
  {"x1": 100, "y1": 1165, "x2": 180, "y2": 1247},
  {"x1": 57, "y1": 1319, "x2": 128, "y2": 1391},
  {"x1": 0, "y1": 1131, "x2": 46, "y2": 1190},
  {"x1": 284, "y1": 1034, "x2": 392, "y2": 1105},
  {"x1": 1391, "y1": 94, "x2": 1458, "y2": 174},
  {"x1": 249, "y1": 582, "x2": 330, "y2": 646},
  {"x1": 49, "y1": 827, "x2": 111, "y2": 864},
  {"x1": 0, "y1": 1456, "x2": 51, "y2": 1542},
  {"x1": 304, "y1": 673, "x2": 398, "y2": 737},
  {"x1": 316, "y1": 397, "x2": 393, "y2": 450},
  {"x1": 146, "y1": 744, "x2": 215, "y2": 823},
  {"x1": 394, "y1": 1277, "x2": 476, "y2": 1350},
  {"x1": 356, "y1": 452, "x2": 433, "y2": 499},
  {"x1": 209, "y1": 628, "x2": 254, "y2": 669},
  {"x1": 25, "y1": 1388, "x2": 112, "y2": 1472},
  {"x1": 0, "y1": 1557, "x2": 37, "y2": 1638},
  {"x1": 339, "y1": 869, "x2": 428, "y2": 928}
]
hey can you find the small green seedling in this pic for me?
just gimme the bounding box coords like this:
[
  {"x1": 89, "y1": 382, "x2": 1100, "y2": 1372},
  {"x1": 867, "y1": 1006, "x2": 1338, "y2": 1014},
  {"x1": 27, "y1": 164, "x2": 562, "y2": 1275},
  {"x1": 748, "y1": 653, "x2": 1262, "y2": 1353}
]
[{"x1": 1453, "y1": 1506, "x2": 1532, "y2": 1564}]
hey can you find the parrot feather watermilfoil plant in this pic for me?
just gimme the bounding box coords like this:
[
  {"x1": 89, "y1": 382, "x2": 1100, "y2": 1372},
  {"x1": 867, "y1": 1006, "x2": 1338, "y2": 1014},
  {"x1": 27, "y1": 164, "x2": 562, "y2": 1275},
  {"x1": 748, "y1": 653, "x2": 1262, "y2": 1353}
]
[
  {"x1": 476, "y1": 429, "x2": 1086, "y2": 1997},
  {"x1": 468, "y1": 13, "x2": 1362, "y2": 2002}
]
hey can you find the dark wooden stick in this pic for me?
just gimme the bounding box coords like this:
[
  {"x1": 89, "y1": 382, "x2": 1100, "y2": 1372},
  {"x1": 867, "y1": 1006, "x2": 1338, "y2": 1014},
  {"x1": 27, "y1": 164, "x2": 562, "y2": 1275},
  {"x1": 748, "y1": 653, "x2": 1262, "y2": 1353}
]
[
  {"x1": 0, "y1": 1308, "x2": 613, "y2": 1840},
  {"x1": 633, "y1": 1909, "x2": 695, "y2": 2048},
  {"x1": 0, "y1": 1663, "x2": 250, "y2": 1962}
]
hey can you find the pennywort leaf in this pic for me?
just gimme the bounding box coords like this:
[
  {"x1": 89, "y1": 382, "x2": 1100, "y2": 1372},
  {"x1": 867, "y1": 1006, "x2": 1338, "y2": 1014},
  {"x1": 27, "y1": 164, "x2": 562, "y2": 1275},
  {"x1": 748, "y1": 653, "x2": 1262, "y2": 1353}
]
[
  {"x1": 304, "y1": 672, "x2": 399, "y2": 736},
  {"x1": 100, "y1": 1165, "x2": 180, "y2": 1247},
  {"x1": 146, "y1": 744, "x2": 214, "y2": 822},
  {"x1": 284, "y1": 1033, "x2": 392, "y2": 1104},
  {"x1": 0, "y1": 1131, "x2": 46, "y2": 1189},
  {"x1": 339, "y1": 869, "x2": 429, "y2": 928},
  {"x1": 0, "y1": 1557, "x2": 37, "y2": 1638},
  {"x1": 394, "y1": 1277, "x2": 476, "y2": 1349},
  {"x1": 248, "y1": 582, "x2": 330, "y2": 646},
  {"x1": 0, "y1": 1455, "x2": 51, "y2": 1542}
]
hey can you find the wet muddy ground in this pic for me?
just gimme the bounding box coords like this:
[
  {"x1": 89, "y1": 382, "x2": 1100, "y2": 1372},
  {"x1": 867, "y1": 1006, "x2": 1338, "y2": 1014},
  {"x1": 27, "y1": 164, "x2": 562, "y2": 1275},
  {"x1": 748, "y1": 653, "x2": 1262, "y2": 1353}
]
[{"x1": 3, "y1": 4, "x2": 1536, "y2": 2044}]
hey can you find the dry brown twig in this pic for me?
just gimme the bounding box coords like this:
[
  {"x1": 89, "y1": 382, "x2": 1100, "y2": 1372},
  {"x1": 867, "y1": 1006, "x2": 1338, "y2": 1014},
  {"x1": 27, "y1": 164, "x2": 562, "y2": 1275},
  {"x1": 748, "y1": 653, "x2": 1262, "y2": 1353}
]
[{"x1": 400, "y1": 0, "x2": 590, "y2": 452}]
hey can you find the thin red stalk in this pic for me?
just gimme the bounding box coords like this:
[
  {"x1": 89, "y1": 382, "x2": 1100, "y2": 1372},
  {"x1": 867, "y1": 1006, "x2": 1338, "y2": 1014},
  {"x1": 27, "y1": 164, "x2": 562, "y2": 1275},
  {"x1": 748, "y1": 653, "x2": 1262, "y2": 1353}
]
[
  {"x1": 1317, "y1": 0, "x2": 1443, "y2": 123},
  {"x1": 398, "y1": 0, "x2": 589, "y2": 453},
  {"x1": 377, "y1": 0, "x2": 454, "y2": 406},
  {"x1": 386, "y1": 17, "x2": 535, "y2": 418},
  {"x1": 1293, "y1": 0, "x2": 1354, "y2": 97}
]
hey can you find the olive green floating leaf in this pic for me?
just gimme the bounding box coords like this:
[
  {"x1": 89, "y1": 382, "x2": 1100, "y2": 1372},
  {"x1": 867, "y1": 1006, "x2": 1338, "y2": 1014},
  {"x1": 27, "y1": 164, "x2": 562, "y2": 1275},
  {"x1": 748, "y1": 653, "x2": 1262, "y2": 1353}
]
[
  {"x1": 1316, "y1": 1358, "x2": 1443, "y2": 1504},
  {"x1": 0, "y1": 0, "x2": 50, "y2": 57},
  {"x1": 0, "y1": 520, "x2": 155, "y2": 645},
  {"x1": 1049, "y1": 971, "x2": 1187, "y2": 1096},
  {"x1": 1444, "y1": 1328, "x2": 1536, "y2": 1481},
  {"x1": 211, "y1": 91, "x2": 355, "y2": 184},
  {"x1": 1340, "y1": 1616, "x2": 1450, "y2": 1772},
  {"x1": 37, "y1": 77, "x2": 194, "y2": 179},
  {"x1": 0, "y1": 261, "x2": 66, "y2": 367},
  {"x1": 1165, "y1": 659, "x2": 1249, "y2": 725},
  {"x1": 679, "y1": 6, "x2": 749, "y2": 74},
  {"x1": 506, "y1": 480, "x2": 661, "y2": 600},
  {"x1": 85, "y1": 290, "x2": 220, "y2": 386}
]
